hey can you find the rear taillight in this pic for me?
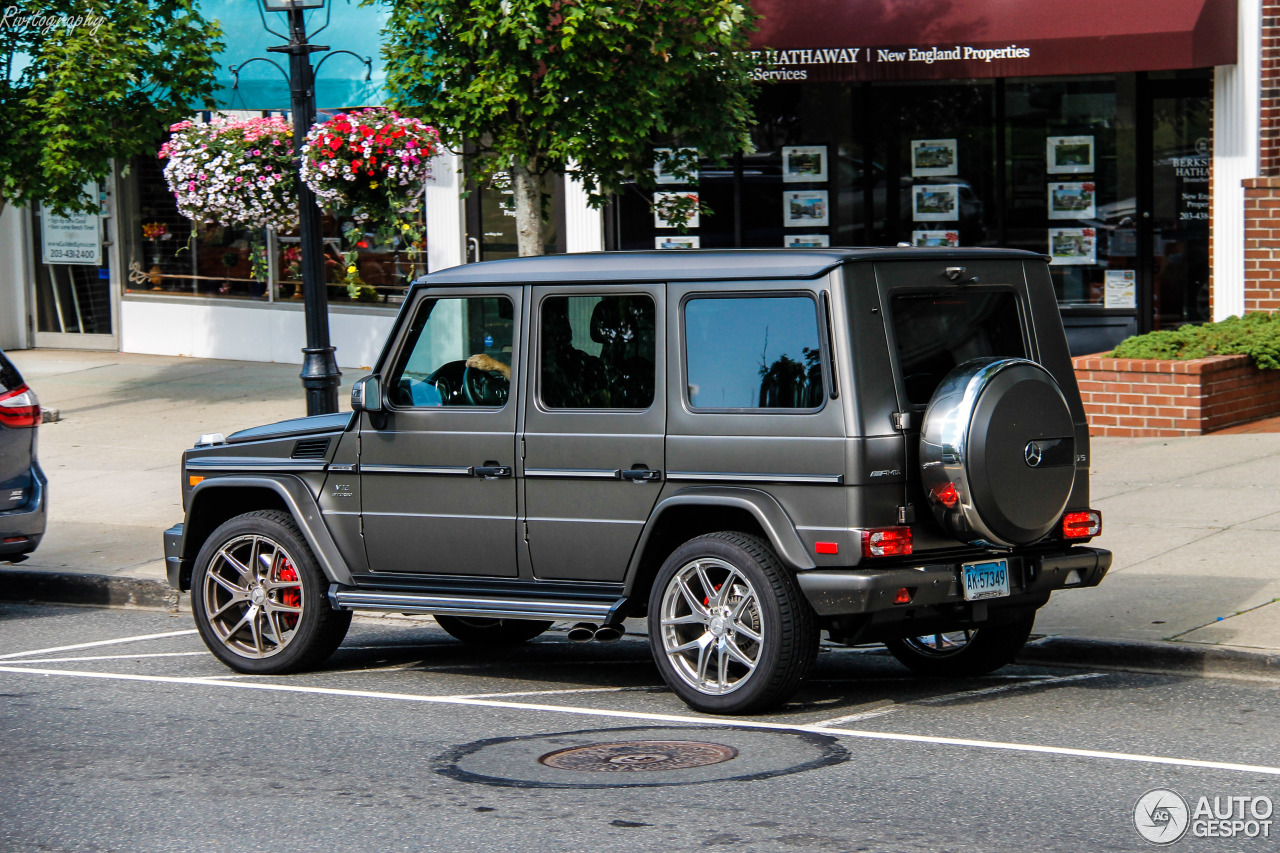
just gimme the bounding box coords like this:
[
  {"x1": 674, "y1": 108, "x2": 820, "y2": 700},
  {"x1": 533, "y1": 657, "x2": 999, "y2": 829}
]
[
  {"x1": 861, "y1": 527, "x2": 913, "y2": 558},
  {"x1": 0, "y1": 385, "x2": 40, "y2": 428},
  {"x1": 1062, "y1": 510, "x2": 1102, "y2": 540}
]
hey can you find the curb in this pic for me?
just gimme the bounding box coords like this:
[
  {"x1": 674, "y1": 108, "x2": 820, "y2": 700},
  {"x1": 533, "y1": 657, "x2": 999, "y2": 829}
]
[
  {"x1": 1020, "y1": 635, "x2": 1280, "y2": 681},
  {"x1": 0, "y1": 569, "x2": 180, "y2": 611}
]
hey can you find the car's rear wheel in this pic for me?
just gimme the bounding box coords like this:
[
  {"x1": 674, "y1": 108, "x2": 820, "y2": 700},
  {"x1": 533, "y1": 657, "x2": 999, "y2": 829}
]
[
  {"x1": 885, "y1": 612, "x2": 1036, "y2": 677},
  {"x1": 648, "y1": 532, "x2": 818, "y2": 715},
  {"x1": 433, "y1": 615, "x2": 553, "y2": 645},
  {"x1": 191, "y1": 510, "x2": 351, "y2": 674}
]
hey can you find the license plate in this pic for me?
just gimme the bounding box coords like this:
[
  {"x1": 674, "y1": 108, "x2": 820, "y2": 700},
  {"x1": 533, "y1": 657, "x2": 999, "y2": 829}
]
[{"x1": 961, "y1": 559, "x2": 1010, "y2": 601}]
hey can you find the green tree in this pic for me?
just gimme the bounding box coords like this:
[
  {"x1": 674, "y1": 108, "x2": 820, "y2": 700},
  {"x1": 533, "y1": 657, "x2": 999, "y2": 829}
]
[
  {"x1": 376, "y1": 0, "x2": 758, "y2": 256},
  {"x1": 0, "y1": 1, "x2": 223, "y2": 217}
]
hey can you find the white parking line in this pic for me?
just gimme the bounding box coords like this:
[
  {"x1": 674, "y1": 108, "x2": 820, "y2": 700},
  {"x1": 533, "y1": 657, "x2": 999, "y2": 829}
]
[
  {"x1": 915, "y1": 672, "x2": 1107, "y2": 705},
  {"x1": 1, "y1": 651, "x2": 209, "y2": 665},
  {"x1": 0, "y1": 630, "x2": 199, "y2": 660},
  {"x1": 3, "y1": 663, "x2": 1279, "y2": 778},
  {"x1": 452, "y1": 686, "x2": 660, "y2": 699},
  {"x1": 809, "y1": 673, "x2": 1105, "y2": 728}
]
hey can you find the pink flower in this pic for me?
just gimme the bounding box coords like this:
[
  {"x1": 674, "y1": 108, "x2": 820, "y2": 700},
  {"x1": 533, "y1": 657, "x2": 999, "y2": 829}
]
[
  {"x1": 252, "y1": 149, "x2": 261, "y2": 156},
  {"x1": 236, "y1": 177, "x2": 243, "y2": 183}
]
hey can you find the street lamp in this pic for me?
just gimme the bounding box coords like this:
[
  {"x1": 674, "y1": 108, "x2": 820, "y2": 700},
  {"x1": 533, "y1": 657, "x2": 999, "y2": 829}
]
[{"x1": 260, "y1": 0, "x2": 341, "y2": 415}]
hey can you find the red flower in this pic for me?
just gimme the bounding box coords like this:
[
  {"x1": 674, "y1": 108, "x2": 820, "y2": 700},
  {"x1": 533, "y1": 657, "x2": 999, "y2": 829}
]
[{"x1": 356, "y1": 241, "x2": 368, "y2": 248}]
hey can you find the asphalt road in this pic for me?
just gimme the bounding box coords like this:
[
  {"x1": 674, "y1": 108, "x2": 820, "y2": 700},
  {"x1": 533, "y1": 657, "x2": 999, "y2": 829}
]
[{"x1": 2, "y1": 603, "x2": 1279, "y2": 853}]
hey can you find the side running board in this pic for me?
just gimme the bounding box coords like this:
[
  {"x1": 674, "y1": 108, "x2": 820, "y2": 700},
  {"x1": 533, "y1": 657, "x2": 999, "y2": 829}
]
[{"x1": 328, "y1": 586, "x2": 625, "y2": 623}]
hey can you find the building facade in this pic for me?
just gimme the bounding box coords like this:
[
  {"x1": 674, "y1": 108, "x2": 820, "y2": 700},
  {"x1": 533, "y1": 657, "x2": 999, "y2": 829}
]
[{"x1": 0, "y1": 0, "x2": 1267, "y2": 364}]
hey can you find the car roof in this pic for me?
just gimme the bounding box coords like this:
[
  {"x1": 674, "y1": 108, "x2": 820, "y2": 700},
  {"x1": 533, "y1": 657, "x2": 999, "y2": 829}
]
[{"x1": 413, "y1": 247, "x2": 1045, "y2": 288}]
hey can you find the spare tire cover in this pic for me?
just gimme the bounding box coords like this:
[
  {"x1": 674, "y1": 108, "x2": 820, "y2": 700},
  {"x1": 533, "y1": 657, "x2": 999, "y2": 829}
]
[{"x1": 919, "y1": 357, "x2": 1076, "y2": 547}]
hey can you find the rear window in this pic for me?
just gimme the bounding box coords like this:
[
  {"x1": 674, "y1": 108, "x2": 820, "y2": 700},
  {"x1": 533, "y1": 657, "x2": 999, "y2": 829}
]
[
  {"x1": 890, "y1": 291, "x2": 1025, "y2": 405},
  {"x1": 0, "y1": 351, "x2": 23, "y2": 394}
]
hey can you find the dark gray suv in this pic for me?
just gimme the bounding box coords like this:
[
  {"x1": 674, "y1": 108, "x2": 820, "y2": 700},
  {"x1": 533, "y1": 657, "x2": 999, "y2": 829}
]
[
  {"x1": 1, "y1": 350, "x2": 46, "y2": 562},
  {"x1": 164, "y1": 248, "x2": 1110, "y2": 714}
]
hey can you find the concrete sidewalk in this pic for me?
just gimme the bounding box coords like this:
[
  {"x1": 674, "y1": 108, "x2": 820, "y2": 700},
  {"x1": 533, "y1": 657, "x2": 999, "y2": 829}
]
[{"x1": 4, "y1": 349, "x2": 1280, "y2": 676}]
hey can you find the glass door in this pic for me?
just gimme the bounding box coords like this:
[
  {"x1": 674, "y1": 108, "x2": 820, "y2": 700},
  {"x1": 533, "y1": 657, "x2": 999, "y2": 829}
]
[
  {"x1": 1142, "y1": 78, "x2": 1212, "y2": 331},
  {"x1": 31, "y1": 177, "x2": 119, "y2": 349}
]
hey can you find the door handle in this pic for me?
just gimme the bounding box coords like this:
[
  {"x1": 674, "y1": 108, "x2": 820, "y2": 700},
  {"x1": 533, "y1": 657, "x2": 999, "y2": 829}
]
[
  {"x1": 621, "y1": 467, "x2": 661, "y2": 482},
  {"x1": 472, "y1": 465, "x2": 512, "y2": 479}
]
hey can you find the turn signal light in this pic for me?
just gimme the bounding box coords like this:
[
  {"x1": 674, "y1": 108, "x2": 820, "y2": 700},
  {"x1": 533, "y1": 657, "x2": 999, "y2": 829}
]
[
  {"x1": 1062, "y1": 510, "x2": 1102, "y2": 540},
  {"x1": 0, "y1": 385, "x2": 40, "y2": 428},
  {"x1": 188, "y1": 475, "x2": 205, "y2": 487},
  {"x1": 861, "y1": 527, "x2": 912, "y2": 558}
]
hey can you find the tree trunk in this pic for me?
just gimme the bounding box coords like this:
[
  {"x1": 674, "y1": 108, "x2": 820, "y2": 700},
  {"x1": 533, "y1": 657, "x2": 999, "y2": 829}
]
[{"x1": 510, "y1": 158, "x2": 545, "y2": 257}]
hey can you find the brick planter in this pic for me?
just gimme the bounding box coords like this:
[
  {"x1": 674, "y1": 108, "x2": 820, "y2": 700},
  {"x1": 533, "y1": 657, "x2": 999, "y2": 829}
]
[{"x1": 1072, "y1": 353, "x2": 1280, "y2": 437}]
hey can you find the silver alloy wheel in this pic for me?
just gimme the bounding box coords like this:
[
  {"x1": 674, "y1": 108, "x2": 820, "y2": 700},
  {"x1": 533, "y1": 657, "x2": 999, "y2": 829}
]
[
  {"x1": 902, "y1": 630, "x2": 975, "y2": 657},
  {"x1": 659, "y1": 557, "x2": 764, "y2": 696},
  {"x1": 200, "y1": 533, "x2": 305, "y2": 659}
]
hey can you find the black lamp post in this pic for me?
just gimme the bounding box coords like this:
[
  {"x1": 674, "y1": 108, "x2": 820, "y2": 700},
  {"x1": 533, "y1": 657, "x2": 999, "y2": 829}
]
[{"x1": 261, "y1": 0, "x2": 341, "y2": 415}]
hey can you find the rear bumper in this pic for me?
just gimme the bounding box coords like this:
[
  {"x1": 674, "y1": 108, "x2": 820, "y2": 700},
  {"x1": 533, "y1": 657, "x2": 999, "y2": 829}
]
[
  {"x1": 0, "y1": 465, "x2": 47, "y2": 560},
  {"x1": 796, "y1": 545, "x2": 1112, "y2": 617}
]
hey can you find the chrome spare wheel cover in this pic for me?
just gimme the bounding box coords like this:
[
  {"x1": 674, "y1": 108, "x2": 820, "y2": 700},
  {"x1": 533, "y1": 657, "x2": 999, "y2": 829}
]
[
  {"x1": 919, "y1": 357, "x2": 1076, "y2": 548},
  {"x1": 660, "y1": 558, "x2": 764, "y2": 696},
  {"x1": 903, "y1": 630, "x2": 975, "y2": 657},
  {"x1": 201, "y1": 534, "x2": 304, "y2": 658}
]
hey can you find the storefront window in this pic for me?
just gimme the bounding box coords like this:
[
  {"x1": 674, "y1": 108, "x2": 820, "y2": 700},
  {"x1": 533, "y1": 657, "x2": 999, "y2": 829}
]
[
  {"x1": 122, "y1": 146, "x2": 425, "y2": 307},
  {"x1": 612, "y1": 83, "x2": 858, "y2": 250},
  {"x1": 1003, "y1": 76, "x2": 1136, "y2": 309},
  {"x1": 870, "y1": 80, "x2": 997, "y2": 249}
]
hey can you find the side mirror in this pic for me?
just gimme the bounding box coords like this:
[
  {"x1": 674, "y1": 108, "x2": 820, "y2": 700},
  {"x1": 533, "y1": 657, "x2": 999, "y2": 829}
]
[{"x1": 351, "y1": 375, "x2": 382, "y2": 413}]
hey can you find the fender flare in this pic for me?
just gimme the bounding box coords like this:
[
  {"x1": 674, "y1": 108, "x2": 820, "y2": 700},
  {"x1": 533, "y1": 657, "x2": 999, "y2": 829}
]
[
  {"x1": 625, "y1": 486, "x2": 815, "y2": 595},
  {"x1": 182, "y1": 475, "x2": 355, "y2": 586}
]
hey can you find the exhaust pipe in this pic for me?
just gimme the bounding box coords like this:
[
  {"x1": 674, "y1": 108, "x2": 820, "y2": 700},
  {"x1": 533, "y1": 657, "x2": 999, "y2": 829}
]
[
  {"x1": 567, "y1": 622, "x2": 598, "y2": 643},
  {"x1": 593, "y1": 624, "x2": 625, "y2": 643}
]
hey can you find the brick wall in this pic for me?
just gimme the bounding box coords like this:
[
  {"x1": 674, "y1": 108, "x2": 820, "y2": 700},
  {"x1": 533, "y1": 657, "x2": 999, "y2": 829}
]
[
  {"x1": 1073, "y1": 353, "x2": 1280, "y2": 436},
  {"x1": 1245, "y1": 4, "x2": 1280, "y2": 311},
  {"x1": 1263, "y1": 1, "x2": 1280, "y2": 174},
  {"x1": 1243, "y1": 177, "x2": 1280, "y2": 311}
]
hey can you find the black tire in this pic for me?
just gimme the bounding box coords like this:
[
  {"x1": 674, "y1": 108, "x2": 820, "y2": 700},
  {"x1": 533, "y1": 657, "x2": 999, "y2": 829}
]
[
  {"x1": 647, "y1": 532, "x2": 818, "y2": 715},
  {"x1": 433, "y1": 615, "x2": 553, "y2": 645},
  {"x1": 885, "y1": 612, "x2": 1036, "y2": 677},
  {"x1": 191, "y1": 509, "x2": 351, "y2": 674}
]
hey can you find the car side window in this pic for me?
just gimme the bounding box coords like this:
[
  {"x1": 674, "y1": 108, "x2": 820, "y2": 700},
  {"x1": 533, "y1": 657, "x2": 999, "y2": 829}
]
[
  {"x1": 539, "y1": 295, "x2": 656, "y2": 409},
  {"x1": 386, "y1": 296, "x2": 514, "y2": 408},
  {"x1": 684, "y1": 295, "x2": 825, "y2": 410}
]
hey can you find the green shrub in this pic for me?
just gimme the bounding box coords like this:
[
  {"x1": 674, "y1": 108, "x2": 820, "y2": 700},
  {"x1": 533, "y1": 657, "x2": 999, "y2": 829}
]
[{"x1": 1109, "y1": 312, "x2": 1280, "y2": 370}]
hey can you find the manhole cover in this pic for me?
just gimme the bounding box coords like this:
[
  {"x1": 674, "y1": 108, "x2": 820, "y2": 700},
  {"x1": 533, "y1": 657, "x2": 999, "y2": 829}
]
[
  {"x1": 539, "y1": 740, "x2": 738, "y2": 772},
  {"x1": 437, "y1": 726, "x2": 850, "y2": 789}
]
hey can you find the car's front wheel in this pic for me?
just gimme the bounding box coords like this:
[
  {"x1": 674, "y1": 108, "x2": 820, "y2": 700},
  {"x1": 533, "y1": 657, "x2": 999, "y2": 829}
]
[
  {"x1": 647, "y1": 532, "x2": 818, "y2": 715},
  {"x1": 433, "y1": 615, "x2": 553, "y2": 645},
  {"x1": 191, "y1": 510, "x2": 351, "y2": 674},
  {"x1": 885, "y1": 612, "x2": 1036, "y2": 677}
]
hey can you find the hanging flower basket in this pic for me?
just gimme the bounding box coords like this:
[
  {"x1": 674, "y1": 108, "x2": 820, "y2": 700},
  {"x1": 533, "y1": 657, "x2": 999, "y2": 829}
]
[
  {"x1": 300, "y1": 108, "x2": 440, "y2": 237},
  {"x1": 159, "y1": 117, "x2": 299, "y2": 232}
]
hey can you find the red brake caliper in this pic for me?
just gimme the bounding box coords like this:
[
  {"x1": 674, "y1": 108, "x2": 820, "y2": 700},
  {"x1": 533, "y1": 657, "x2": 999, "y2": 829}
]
[{"x1": 278, "y1": 559, "x2": 300, "y2": 630}]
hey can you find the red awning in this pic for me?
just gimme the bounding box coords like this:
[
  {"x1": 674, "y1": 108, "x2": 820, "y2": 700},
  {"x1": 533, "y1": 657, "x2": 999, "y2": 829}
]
[{"x1": 748, "y1": 0, "x2": 1237, "y2": 82}]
